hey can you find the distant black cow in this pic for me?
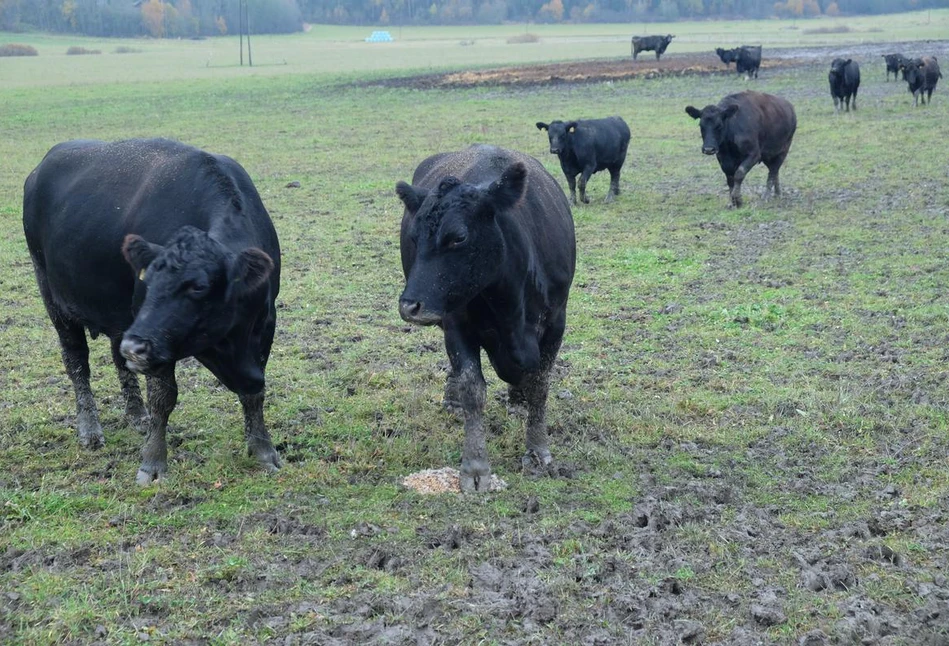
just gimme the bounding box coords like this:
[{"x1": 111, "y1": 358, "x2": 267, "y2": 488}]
[
  {"x1": 395, "y1": 145, "x2": 576, "y2": 492},
  {"x1": 685, "y1": 91, "x2": 797, "y2": 208},
  {"x1": 882, "y1": 53, "x2": 907, "y2": 81},
  {"x1": 829, "y1": 58, "x2": 860, "y2": 112},
  {"x1": 23, "y1": 139, "x2": 282, "y2": 484},
  {"x1": 716, "y1": 47, "x2": 740, "y2": 68},
  {"x1": 535, "y1": 117, "x2": 630, "y2": 204},
  {"x1": 736, "y1": 45, "x2": 762, "y2": 78},
  {"x1": 901, "y1": 56, "x2": 943, "y2": 106},
  {"x1": 632, "y1": 34, "x2": 674, "y2": 60}
]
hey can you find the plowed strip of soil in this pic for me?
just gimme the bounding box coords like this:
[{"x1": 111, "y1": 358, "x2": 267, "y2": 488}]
[{"x1": 363, "y1": 54, "x2": 801, "y2": 90}]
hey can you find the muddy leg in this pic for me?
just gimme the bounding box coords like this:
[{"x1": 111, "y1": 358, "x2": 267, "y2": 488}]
[
  {"x1": 110, "y1": 335, "x2": 148, "y2": 432},
  {"x1": 56, "y1": 320, "x2": 104, "y2": 449},
  {"x1": 605, "y1": 167, "x2": 621, "y2": 203},
  {"x1": 444, "y1": 321, "x2": 489, "y2": 492},
  {"x1": 137, "y1": 366, "x2": 177, "y2": 485},
  {"x1": 566, "y1": 174, "x2": 578, "y2": 206},
  {"x1": 240, "y1": 391, "x2": 281, "y2": 472},
  {"x1": 578, "y1": 165, "x2": 595, "y2": 204},
  {"x1": 521, "y1": 312, "x2": 565, "y2": 470}
]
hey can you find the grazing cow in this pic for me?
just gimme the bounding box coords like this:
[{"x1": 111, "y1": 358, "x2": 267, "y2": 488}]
[
  {"x1": 685, "y1": 91, "x2": 797, "y2": 208},
  {"x1": 829, "y1": 58, "x2": 860, "y2": 112},
  {"x1": 882, "y1": 53, "x2": 906, "y2": 81},
  {"x1": 632, "y1": 34, "x2": 675, "y2": 60},
  {"x1": 535, "y1": 117, "x2": 630, "y2": 205},
  {"x1": 736, "y1": 45, "x2": 762, "y2": 78},
  {"x1": 395, "y1": 145, "x2": 576, "y2": 492},
  {"x1": 901, "y1": 56, "x2": 942, "y2": 106},
  {"x1": 23, "y1": 138, "x2": 282, "y2": 484},
  {"x1": 716, "y1": 47, "x2": 740, "y2": 68}
]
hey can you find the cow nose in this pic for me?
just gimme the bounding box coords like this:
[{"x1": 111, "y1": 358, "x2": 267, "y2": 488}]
[
  {"x1": 702, "y1": 147, "x2": 717, "y2": 155},
  {"x1": 550, "y1": 148, "x2": 560, "y2": 154},
  {"x1": 399, "y1": 298, "x2": 423, "y2": 322},
  {"x1": 120, "y1": 336, "x2": 151, "y2": 364}
]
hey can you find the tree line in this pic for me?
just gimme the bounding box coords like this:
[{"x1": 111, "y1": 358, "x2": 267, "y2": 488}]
[{"x1": 0, "y1": 0, "x2": 943, "y2": 36}]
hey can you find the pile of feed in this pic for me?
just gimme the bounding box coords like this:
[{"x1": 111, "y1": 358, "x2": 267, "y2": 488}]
[{"x1": 402, "y1": 467, "x2": 508, "y2": 494}]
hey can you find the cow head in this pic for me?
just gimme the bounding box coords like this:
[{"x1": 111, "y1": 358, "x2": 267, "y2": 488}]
[
  {"x1": 829, "y1": 58, "x2": 852, "y2": 78},
  {"x1": 900, "y1": 59, "x2": 925, "y2": 86},
  {"x1": 685, "y1": 103, "x2": 739, "y2": 155},
  {"x1": 536, "y1": 120, "x2": 577, "y2": 155},
  {"x1": 395, "y1": 163, "x2": 527, "y2": 326},
  {"x1": 119, "y1": 226, "x2": 274, "y2": 377}
]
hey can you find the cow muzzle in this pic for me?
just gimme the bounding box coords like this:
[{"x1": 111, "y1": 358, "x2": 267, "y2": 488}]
[
  {"x1": 398, "y1": 299, "x2": 442, "y2": 326},
  {"x1": 549, "y1": 148, "x2": 561, "y2": 155},
  {"x1": 702, "y1": 147, "x2": 718, "y2": 155},
  {"x1": 120, "y1": 335, "x2": 155, "y2": 373}
]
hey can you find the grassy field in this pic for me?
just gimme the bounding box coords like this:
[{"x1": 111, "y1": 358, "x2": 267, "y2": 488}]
[{"x1": 2, "y1": 15, "x2": 949, "y2": 645}]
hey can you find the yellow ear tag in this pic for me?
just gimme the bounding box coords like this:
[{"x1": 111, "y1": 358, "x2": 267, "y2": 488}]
[{"x1": 138, "y1": 269, "x2": 146, "y2": 281}]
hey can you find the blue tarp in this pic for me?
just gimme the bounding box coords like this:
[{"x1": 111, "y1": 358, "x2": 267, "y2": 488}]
[{"x1": 365, "y1": 31, "x2": 393, "y2": 43}]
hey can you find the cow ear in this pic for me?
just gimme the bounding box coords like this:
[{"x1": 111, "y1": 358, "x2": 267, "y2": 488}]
[
  {"x1": 845, "y1": 59, "x2": 852, "y2": 65},
  {"x1": 396, "y1": 181, "x2": 427, "y2": 215},
  {"x1": 484, "y1": 162, "x2": 527, "y2": 214},
  {"x1": 566, "y1": 121, "x2": 578, "y2": 133},
  {"x1": 723, "y1": 104, "x2": 740, "y2": 119},
  {"x1": 535, "y1": 122, "x2": 549, "y2": 131},
  {"x1": 229, "y1": 247, "x2": 273, "y2": 297},
  {"x1": 122, "y1": 234, "x2": 162, "y2": 277},
  {"x1": 685, "y1": 106, "x2": 702, "y2": 119}
]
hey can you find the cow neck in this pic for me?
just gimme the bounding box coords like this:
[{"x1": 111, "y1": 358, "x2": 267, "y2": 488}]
[{"x1": 207, "y1": 212, "x2": 256, "y2": 254}]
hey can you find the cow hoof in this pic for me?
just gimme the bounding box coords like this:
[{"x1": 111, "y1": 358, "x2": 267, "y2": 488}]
[
  {"x1": 258, "y1": 451, "x2": 283, "y2": 472},
  {"x1": 581, "y1": 197, "x2": 591, "y2": 204},
  {"x1": 78, "y1": 424, "x2": 105, "y2": 450},
  {"x1": 136, "y1": 465, "x2": 165, "y2": 486},
  {"x1": 460, "y1": 459, "x2": 492, "y2": 493}
]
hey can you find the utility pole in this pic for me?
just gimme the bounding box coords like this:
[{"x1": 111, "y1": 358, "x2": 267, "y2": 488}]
[
  {"x1": 238, "y1": 0, "x2": 244, "y2": 65},
  {"x1": 245, "y1": 0, "x2": 253, "y2": 67}
]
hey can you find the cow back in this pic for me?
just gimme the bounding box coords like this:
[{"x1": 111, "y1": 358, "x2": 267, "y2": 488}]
[{"x1": 722, "y1": 91, "x2": 796, "y2": 157}]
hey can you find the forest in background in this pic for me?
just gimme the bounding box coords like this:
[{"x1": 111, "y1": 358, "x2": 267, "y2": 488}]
[{"x1": 0, "y1": 0, "x2": 944, "y2": 37}]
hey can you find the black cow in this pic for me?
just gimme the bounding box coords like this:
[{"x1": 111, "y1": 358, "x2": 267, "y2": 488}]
[
  {"x1": 736, "y1": 45, "x2": 762, "y2": 78},
  {"x1": 535, "y1": 117, "x2": 630, "y2": 205},
  {"x1": 395, "y1": 145, "x2": 576, "y2": 492},
  {"x1": 23, "y1": 138, "x2": 282, "y2": 484},
  {"x1": 882, "y1": 53, "x2": 906, "y2": 81},
  {"x1": 901, "y1": 56, "x2": 942, "y2": 106},
  {"x1": 829, "y1": 58, "x2": 860, "y2": 112},
  {"x1": 632, "y1": 34, "x2": 674, "y2": 60},
  {"x1": 685, "y1": 91, "x2": 797, "y2": 208},
  {"x1": 716, "y1": 47, "x2": 740, "y2": 68}
]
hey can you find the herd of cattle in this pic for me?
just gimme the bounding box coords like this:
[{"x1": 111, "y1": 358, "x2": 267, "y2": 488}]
[
  {"x1": 19, "y1": 44, "x2": 944, "y2": 492},
  {"x1": 633, "y1": 34, "x2": 941, "y2": 108}
]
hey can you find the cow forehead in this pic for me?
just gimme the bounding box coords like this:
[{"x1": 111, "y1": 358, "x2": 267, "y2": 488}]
[
  {"x1": 153, "y1": 230, "x2": 226, "y2": 272},
  {"x1": 415, "y1": 185, "x2": 479, "y2": 234}
]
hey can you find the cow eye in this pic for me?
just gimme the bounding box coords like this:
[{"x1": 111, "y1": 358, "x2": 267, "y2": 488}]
[
  {"x1": 446, "y1": 234, "x2": 468, "y2": 249},
  {"x1": 184, "y1": 281, "x2": 209, "y2": 298}
]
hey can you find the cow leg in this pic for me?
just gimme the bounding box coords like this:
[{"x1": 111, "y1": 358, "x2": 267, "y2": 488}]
[
  {"x1": 109, "y1": 335, "x2": 148, "y2": 432},
  {"x1": 731, "y1": 154, "x2": 759, "y2": 207},
  {"x1": 32, "y1": 258, "x2": 105, "y2": 449},
  {"x1": 655, "y1": 51, "x2": 660, "y2": 60},
  {"x1": 578, "y1": 165, "x2": 595, "y2": 204},
  {"x1": 520, "y1": 310, "x2": 565, "y2": 470},
  {"x1": 566, "y1": 174, "x2": 578, "y2": 205},
  {"x1": 606, "y1": 167, "x2": 621, "y2": 202},
  {"x1": 852, "y1": 90, "x2": 857, "y2": 111},
  {"x1": 56, "y1": 320, "x2": 104, "y2": 449},
  {"x1": 137, "y1": 366, "x2": 177, "y2": 485},
  {"x1": 240, "y1": 391, "x2": 281, "y2": 472},
  {"x1": 764, "y1": 153, "x2": 787, "y2": 197},
  {"x1": 833, "y1": 96, "x2": 840, "y2": 113},
  {"x1": 444, "y1": 322, "x2": 489, "y2": 492}
]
